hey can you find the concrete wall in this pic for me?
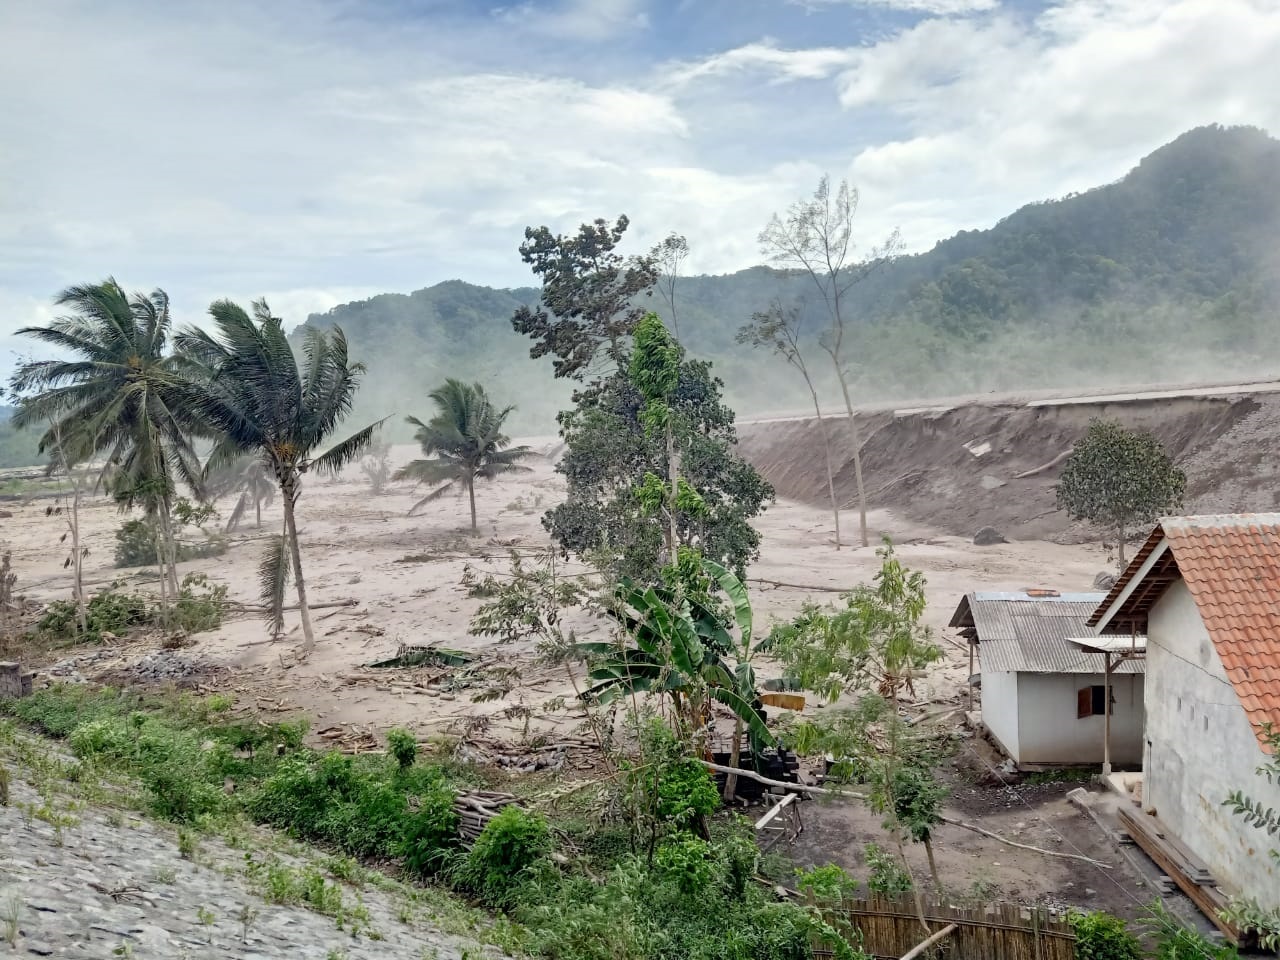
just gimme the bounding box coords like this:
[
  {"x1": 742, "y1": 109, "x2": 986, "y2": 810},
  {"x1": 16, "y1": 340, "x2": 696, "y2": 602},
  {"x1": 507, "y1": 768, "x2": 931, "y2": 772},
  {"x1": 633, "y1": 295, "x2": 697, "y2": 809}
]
[
  {"x1": 1015, "y1": 672, "x2": 1144, "y2": 766},
  {"x1": 981, "y1": 670, "x2": 1020, "y2": 760},
  {"x1": 1145, "y1": 579, "x2": 1279, "y2": 908}
]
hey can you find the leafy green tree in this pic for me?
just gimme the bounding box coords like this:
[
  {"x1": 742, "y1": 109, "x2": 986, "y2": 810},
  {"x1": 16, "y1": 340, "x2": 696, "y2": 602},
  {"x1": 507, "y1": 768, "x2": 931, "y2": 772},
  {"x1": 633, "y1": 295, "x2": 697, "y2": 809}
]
[
  {"x1": 1055, "y1": 418, "x2": 1187, "y2": 566},
  {"x1": 548, "y1": 359, "x2": 772, "y2": 584},
  {"x1": 770, "y1": 541, "x2": 942, "y2": 923},
  {"x1": 760, "y1": 176, "x2": 901, "y2": 548},
  {"x1": 9, "y1": 280, "x2": 204, "y2": 604},
  {"x1": 394, "y1": 379, "x2": 533, "y2": 535},
  {"x1": 177, "y1": 299, "x2": 382, "y2": 654},
  {"x1": 511, "y1": 215, "x2": 658, "y2": 380},
  {"x1": 769, "y1": 539, "x2": 940, "y2": 703}
]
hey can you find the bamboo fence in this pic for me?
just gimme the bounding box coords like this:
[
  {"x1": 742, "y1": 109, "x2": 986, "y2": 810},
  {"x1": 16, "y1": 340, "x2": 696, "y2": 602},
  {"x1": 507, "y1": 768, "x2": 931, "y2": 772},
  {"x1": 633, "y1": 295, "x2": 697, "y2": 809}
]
[{"x1": 812, "y1": 895, "x2": 1075, "y2": 960}]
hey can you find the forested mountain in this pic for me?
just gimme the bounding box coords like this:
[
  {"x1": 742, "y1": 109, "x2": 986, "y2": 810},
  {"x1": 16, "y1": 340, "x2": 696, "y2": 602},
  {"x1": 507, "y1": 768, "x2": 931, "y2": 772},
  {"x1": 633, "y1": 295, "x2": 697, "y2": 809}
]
[
  {"x1": 3, "y1": 124, "x2": 1273, "y2": 468},
  {"x1": 301, "y1": 125, "x2": 1280, "y2": 436}
]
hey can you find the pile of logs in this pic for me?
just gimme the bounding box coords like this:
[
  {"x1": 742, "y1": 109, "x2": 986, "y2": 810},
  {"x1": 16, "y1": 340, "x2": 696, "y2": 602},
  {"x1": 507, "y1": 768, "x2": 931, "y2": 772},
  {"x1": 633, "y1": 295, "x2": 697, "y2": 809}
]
[{"x1": 455, "y1": 789, "x2": 521, "y2": 845}]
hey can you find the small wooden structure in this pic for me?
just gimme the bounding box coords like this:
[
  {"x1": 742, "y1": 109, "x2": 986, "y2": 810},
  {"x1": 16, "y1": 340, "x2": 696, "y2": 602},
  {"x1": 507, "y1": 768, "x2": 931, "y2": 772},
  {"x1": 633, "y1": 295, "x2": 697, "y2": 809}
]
[{"x1": 813, "y1": 896, "x2": 1075, "y2": 960}]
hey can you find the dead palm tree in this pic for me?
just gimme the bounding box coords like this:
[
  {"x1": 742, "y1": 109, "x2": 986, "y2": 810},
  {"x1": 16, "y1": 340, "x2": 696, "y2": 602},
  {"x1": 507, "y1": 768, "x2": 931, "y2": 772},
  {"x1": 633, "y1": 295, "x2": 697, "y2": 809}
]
[
  {"x1": 395, "y1": 379, "x2": 533, "y2": 535},
  {"x1": 177, "y1": 299, "x2": 381, "y2": 654}
]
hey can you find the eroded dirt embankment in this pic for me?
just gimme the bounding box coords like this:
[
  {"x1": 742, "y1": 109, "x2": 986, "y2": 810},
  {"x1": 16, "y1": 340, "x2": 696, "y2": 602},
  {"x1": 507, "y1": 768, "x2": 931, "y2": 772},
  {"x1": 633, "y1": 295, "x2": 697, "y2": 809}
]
[{"x1": 737, "y1": 390, "x2": 1280, "y2": 542}]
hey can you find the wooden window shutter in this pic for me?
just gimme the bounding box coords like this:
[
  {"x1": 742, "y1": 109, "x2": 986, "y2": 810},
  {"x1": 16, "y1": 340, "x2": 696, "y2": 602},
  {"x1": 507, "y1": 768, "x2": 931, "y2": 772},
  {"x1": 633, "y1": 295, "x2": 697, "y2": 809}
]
[{"x1": 1077, "y1": 687, "x2": 1093, "y2": 719}]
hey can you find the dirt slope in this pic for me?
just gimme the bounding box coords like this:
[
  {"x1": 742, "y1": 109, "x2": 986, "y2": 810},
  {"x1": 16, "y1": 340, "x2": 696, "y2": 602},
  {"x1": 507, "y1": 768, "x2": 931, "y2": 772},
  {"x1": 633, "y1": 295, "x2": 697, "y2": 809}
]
[{"x1": 737, "y1": 387, "x2": 1280, "y2": 542}]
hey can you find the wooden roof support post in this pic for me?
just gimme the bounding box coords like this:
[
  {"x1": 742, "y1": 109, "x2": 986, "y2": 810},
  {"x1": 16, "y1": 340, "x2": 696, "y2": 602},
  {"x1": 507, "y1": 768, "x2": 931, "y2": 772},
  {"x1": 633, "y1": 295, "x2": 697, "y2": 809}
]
[{"x1": 1102, "y1": 650, "x2": 1113, "y2": 776}]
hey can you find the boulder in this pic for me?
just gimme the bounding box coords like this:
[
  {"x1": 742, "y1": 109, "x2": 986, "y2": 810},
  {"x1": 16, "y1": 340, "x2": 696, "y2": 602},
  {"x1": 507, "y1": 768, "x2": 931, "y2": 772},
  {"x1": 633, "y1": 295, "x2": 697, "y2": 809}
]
[
  {"x1": 1093, "y1": 571, "x2": 1118, "y2": 591},
  {"x1": 973, "y1": 526, "x2": 1008, "y2": 546}
]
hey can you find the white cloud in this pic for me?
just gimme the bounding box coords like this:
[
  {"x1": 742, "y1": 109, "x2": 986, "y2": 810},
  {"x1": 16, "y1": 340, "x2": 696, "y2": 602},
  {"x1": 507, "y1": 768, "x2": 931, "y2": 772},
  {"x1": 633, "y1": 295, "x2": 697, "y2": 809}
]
[
  {"x1": 663, "y1": 40, "x2": 862, "y2": 86},
  {"x1": 832, "y1": 0, "x2": 1280, "y2": 251},
  {"x1": 493, "y1": 0, "x2": 649, "y2": 40},
  {"x1": 788, "y1": 0, "x2": 998, "y2": 13}
]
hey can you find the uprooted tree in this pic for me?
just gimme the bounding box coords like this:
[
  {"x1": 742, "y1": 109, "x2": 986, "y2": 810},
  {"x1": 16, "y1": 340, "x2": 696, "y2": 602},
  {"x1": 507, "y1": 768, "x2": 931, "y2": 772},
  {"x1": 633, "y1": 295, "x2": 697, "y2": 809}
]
[
  {"x1": 511, "y1": 218, "x2": 772, "y2": 585},
  {"x1": 1055, "y1": 418, "x2": 1187, "y2": 567}
]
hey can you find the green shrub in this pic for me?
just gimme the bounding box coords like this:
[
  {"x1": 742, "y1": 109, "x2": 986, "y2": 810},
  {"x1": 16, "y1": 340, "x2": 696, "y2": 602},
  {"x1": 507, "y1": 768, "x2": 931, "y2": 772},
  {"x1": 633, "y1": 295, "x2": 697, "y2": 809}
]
[
  {"x1": 38, "y1": 587, "x2": 151, "y2": 642},
  {"x1": 400, "y1": 771, "x2": 459, "y2": 878},
  {"x1": 114, "y1": 518, "x2": 161, "y2": 567},
  {"x1": 655, "y1": 833, "x2": 714, "y2": 896},
  {"x1": 171, "y1": 574, "x2": 227, "y2": 634},
  {"x1": 864, "y1": 843, "x2": 912, "y2": 895},
  {"x1": 461, "y1": 806, "x2": 552, "y2": 907},
  {"x1": 386, "y1": 728, "x2": 417, "y2": 770},
  {"x1": 1070, "y1": 911, "x2": 1142, "y2": 960}
]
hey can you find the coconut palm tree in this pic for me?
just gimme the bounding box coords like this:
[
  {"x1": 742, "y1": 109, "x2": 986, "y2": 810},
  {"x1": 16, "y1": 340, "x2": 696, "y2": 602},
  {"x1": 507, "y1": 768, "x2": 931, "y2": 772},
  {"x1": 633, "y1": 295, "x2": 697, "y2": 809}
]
[
  {"x1": 395, "y1": 379, "x2": 534, "y2": 535},
  {"x1": 177, "y1": 299, "x2": 381, "y2": 655},
  {"x1": 207, "y1": 455, "x2": 275, "y2": 531},
  {"x1": 10, "y1": 280, "x2": 203, "y2": 604}
]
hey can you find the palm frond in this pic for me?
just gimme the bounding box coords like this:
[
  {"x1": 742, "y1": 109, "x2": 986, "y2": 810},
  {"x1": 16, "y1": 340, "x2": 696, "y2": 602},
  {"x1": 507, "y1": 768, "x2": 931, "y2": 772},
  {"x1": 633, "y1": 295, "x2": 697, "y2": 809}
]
[
  {"x1": 309, "y1": 419, "x2": 386, "y2": 477},
  {"x1": 407, "y1": 482, "x2": 459, "y2": 516},
  {"x1": 259, "y1": 535, "x2": 291, "y2": 638}
]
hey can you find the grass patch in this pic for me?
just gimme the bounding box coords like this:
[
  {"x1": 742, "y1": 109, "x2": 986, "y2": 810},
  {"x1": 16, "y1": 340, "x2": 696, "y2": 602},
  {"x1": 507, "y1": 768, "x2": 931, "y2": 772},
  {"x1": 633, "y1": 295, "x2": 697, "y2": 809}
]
[{"x1": 1, "y1": 685, "x2": 869, "y2": 960}]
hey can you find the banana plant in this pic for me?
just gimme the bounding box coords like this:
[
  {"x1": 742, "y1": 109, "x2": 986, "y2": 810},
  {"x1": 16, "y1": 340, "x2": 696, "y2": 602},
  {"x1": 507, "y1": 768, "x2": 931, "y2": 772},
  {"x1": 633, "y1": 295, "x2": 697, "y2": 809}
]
[{"x1": 578, "y1": 554, "x2": 774, "y2": 779}]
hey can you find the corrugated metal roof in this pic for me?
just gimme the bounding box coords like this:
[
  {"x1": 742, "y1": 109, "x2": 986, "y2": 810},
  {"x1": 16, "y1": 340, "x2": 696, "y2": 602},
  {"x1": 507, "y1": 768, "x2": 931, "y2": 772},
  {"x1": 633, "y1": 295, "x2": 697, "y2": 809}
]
[{"x1": 961, "y1": 593, "x2": 1145, "y2": 675}]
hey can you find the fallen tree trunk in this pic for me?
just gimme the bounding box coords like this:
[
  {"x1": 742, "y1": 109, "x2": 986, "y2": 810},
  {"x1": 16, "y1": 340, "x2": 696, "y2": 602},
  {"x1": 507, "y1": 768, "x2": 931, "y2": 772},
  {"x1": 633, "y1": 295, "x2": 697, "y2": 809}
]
[
  {"x1": 1012, "y1": 449, "x2": 1072, "y2": 480},
  {"x1": 229, "y1": 599, "x2": 358, "y2": 614},
  {"x1": 938, "y1": 815, "x2": 1112, "y2": 868},
  {"x1": 900, "y1": 922, "x2": 957, "y2": 960}
]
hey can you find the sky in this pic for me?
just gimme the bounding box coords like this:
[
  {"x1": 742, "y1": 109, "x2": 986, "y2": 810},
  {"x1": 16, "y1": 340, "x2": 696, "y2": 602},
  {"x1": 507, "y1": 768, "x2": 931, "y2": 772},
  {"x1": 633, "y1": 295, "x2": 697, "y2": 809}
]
[{"x1": 2, "y1": 0, "x2": 1278, "y2": 378}]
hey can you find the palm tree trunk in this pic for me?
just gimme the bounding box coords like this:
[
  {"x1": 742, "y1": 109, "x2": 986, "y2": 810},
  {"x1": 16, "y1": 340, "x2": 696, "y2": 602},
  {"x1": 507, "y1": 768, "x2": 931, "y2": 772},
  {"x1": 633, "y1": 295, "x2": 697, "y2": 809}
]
[
  {"x1": 255, "y1": 497, "x2": 262, "y2": 529},
  {"x1": 157, "y1": 498, "x2": 180, "y2": 596},
  {"x1": 467, "y1": 478, "x2": 478, "y2": 536},
  {"x1": 281, "y1": 484, "x2": 316, "y2": 656}
]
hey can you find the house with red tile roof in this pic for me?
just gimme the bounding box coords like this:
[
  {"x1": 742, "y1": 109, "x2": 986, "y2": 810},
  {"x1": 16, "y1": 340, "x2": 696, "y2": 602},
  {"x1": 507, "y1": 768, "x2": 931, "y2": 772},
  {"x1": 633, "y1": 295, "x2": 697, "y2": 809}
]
[{"x1": 1089, "y1": 514, "x2": 1280, "y2": 911}]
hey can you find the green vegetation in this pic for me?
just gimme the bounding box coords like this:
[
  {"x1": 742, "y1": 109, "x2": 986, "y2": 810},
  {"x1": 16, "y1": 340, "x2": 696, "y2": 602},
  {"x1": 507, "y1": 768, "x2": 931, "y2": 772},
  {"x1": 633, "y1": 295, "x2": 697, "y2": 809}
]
[
  {"x1": 1, "y1": 685, "x2": 863, "y2": 960},
  {"x1": 113, "y1": 497, "x2": 225, "y2": 567},
  {"x1": 34, "y1": 575, "x2": 226, "y2": 643},
  {"x1": 1055, "y1": 418, "x2": 1187, "y2": 566},
  {"x1": 1069, "y1": 911, "x2": 1142, "y2": 960},
  {"x1": 394, "y1": 378, "x2": 533, "y2": 535}
]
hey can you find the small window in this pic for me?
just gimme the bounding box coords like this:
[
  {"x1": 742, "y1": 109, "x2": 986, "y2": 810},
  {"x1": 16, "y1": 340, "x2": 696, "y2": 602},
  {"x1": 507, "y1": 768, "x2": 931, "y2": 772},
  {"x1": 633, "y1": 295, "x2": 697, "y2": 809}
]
[{"x1": 1077, "y1": 685, "x2": 1112, "y2": 718}]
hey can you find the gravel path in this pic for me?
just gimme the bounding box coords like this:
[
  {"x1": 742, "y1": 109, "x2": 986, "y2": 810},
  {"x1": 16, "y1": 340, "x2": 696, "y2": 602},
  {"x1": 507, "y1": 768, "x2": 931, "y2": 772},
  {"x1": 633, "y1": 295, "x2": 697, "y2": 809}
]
[{"x1": 0, "y1": 733, "x2": 509, "y2": 960}]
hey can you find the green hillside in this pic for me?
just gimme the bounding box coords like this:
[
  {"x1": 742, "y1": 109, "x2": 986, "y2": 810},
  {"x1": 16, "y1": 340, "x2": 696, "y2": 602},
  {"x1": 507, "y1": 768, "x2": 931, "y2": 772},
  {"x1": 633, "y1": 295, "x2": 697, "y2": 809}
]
[{"x1": 302, "y1": 124, "x2": 1280, "y2": 436}]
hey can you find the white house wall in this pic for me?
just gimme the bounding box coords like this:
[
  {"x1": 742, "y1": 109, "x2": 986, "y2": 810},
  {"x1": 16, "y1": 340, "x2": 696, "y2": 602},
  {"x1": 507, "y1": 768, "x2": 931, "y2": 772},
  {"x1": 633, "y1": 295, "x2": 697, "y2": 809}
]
[
  {"x1": 1015, "y1": 672, "x2": 1144, "y2": 766},
  {"x1": 1145, "y1": 579, "x2": 1279, "y2": 908},
  {"x1": 981, "y1": 670, "x2": 1021, "y2": 761}
]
